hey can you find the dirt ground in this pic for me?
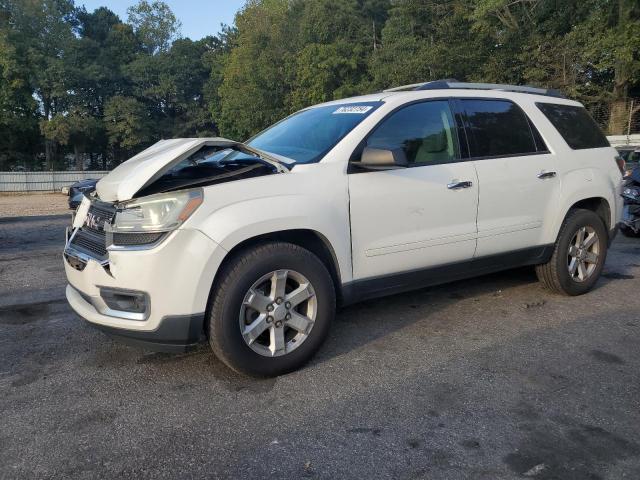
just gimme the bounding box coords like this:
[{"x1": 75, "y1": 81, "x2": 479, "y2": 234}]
[{"x1": 0, "y1": 192, "x2": 70, "y2": 218}]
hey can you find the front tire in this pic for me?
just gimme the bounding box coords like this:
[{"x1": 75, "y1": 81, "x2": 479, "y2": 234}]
[
  {"x1": 536, "y1": 209, "x2": 608, "y2": 296},
  {"x1": 207, "y1": 242, "x2": 335, "y2": 377}
]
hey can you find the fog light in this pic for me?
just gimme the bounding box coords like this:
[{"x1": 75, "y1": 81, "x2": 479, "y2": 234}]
[{"x1": 99, "y1": 288, "x2": 148, "y2": 315}]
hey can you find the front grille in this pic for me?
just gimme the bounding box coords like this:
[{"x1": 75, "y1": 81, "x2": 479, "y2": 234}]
[
  {"x1": 68, "y1": 201, "x2": 116, "y2": 261},
  {"x1": 72, "y1": 229, "x2": 108, "y2": 257}
]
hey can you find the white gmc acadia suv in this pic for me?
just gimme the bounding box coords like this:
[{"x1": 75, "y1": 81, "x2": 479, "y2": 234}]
[{"x1": 64, "y1": 81, "x2": 624, "y2": 376}]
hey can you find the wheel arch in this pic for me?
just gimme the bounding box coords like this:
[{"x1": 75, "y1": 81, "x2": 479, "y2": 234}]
[
  {"x1": 207, "y1": 229, "x2": 344, "y2": 310},
  {"x1": 569, "y1": 197, "x2": 611, "y2": 232},
  {"x1": 548, "y1": 196, "x2": 613, "y2": 249}
]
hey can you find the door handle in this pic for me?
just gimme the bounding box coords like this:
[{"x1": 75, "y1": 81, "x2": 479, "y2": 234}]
[
  {"x1": 447, "y1": 180, "x2": 473, "y2": 190},
  {"x1": 537, "y1": 171, "x2": 557, "y2": 179}
]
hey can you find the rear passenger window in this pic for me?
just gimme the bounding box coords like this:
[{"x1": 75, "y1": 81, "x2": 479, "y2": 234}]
[
  {"x1": 364, "y1": 100, "x2": 459, "y2": 165},
  {"x1": 536, "y1": 103, "x2": 609, "y2": 150},
  {"x1": 460, "y1": 99, "x2": 542, "y2": 158}
]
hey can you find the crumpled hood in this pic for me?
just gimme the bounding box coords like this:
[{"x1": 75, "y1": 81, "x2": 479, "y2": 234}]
[{"x1": 96, "y1": 138, "x2": 241, "y2": 202}]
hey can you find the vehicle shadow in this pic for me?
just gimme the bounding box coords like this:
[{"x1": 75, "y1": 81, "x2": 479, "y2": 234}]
[{"x1": 314, "y1": 266, "x2": 542, "y2": 366}]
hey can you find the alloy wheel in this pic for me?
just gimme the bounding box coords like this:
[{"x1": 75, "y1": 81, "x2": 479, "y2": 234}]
[
  {"x1": 567, "y1": 226, "x2": 600, "y2": 283},
  {"x1": 239, "y1": 269, "x2": 317, "y2": 357}
]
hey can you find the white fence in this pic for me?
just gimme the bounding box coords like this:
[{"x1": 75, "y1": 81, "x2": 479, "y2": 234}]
[
  {"x1": 607, "y1": 134, "x2": 640, "y2": 148},
  {"x1": 0, "y1": 171, "x2": 109, "y2": 192}
]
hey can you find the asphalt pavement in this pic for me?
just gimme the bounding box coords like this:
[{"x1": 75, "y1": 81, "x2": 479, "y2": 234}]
[{"x1": 1, "y1": 215, "x2": 640, "y2": 479}]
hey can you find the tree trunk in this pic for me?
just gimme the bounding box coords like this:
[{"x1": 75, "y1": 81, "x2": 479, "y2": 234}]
[
  {"x1": 43, "y1": 101, "x2": 53, "y2": 169},
  {"x1": 45, "y1": 139, "x2": 56, "y2": 170},
  {"x1": 74, "y1": 144, "x2": 83, "y2": 171}
]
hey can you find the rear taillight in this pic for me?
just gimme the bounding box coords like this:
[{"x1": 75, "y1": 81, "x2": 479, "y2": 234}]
[{"x1": 615, "y1": 155, "x2": 626, "y2": 174}]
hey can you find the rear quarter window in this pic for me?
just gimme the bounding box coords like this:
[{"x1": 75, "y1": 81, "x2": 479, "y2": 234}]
[{"x1": 536, "y1": 103, "x2": 609, "y2": 150}]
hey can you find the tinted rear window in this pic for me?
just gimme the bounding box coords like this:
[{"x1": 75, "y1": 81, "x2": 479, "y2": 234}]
[
  {"x1": 460, "y1": 99, "x2": 542, "y2": 158},
  {"x1": 536, "y1": 103, "x2": 609, "y2": 150}
]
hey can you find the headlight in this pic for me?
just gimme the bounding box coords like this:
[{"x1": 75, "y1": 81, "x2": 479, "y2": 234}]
[
  {"x1": 623, "y1": 188, "x2": 639, "y2": 198},
  {"x1": 109, "y1": 189, "x2": 203, "y2": 234}
]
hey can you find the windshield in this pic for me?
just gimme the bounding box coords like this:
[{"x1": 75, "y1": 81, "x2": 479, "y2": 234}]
[{"x1": 248, "y1": 102, "x2": 382, "y2": 164}]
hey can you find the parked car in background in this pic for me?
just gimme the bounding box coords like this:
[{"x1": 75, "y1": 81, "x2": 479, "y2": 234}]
[
  {"x1": 68, "y1": 179, "x2": 97, "y2": 209},
  {"x1": 616, "y1": 146, "x2": 640, "y2": 176},
  {"x1": 621, "y1": 166, "x2": 640, "y2": 237},
  {"x1": 64, "y1": 80, "x2": 623, "y2": 377}
]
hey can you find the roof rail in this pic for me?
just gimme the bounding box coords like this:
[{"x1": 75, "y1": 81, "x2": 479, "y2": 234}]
[
  {"x1": 382, "y1": 83, "x2": 426, "y2": 92},
  {"x1": 384, "y1": 79, "x2": 565, "y2": 98}
]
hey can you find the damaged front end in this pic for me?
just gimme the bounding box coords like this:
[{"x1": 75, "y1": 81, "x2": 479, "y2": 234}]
[{"x1": 64, "y1": 138, "x2": 289, "y2": 270}]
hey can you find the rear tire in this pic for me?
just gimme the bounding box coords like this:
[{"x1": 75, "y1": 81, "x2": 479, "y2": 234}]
[
  {"x1": 535, "y1": 209, "x2": 608, "y2": 296},
  {"x1": 207, "y1": 242, "x2": 335, "y2": 377}
]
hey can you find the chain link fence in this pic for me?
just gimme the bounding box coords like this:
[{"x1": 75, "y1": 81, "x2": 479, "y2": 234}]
[{"x1": 587, "y1": 98, "x2": 640, "y2": 138}]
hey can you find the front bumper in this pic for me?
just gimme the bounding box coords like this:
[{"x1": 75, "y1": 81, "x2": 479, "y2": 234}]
[
  {"x1": 64, "y1": 228, "x2": 227, "y2": 350},
  {"x1": 68, "y1": 285, "x2": 204, "y2": 352}
]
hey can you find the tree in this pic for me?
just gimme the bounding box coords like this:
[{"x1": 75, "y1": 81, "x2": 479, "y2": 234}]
[
  {"x1": 127, "y1": 0, "x2": 181, "y2": 54},
  {"x1": 202, "y1": 25, "x2": 237, "y2": 134},
  {"x1": 104, "y1": 95, "x2": 151, "y2": 161},
  {"x1": 287, "y1": 0, "x2": 389, "y2": 109},
  {"x1": 40, "y1": 109, "x2": 101, "y2": 170},
  {"x1": 2, "y1": 0, "x2": 78, "y2": 168},
  {"x1": 126, "y1": 37, "x2": 215, "y2": 139},
  {"x1": 573, "y1": 0, "x2": 640, "y2": 133},
  {"x1": 217, "y1": 0, "x2": 293, "y2": 140},
  {"x1": 0, "y1": 11, "x2": 41, "y2": 170},
  {"x1": 370, "y1": 0, "x2": 486, "y2": 88}
]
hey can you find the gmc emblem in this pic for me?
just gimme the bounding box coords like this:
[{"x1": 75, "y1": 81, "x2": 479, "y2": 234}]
[{"x1": 85, "y1": 212, "x2": 103, "y2": 231}]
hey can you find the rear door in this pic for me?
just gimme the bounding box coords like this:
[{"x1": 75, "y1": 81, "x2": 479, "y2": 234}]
[
  {"x1": 348, "y1": 99, "x2": 479, "y2": 280},
  {"x1": 455, "y1": 98, "x2": 560, "y2": 257}
]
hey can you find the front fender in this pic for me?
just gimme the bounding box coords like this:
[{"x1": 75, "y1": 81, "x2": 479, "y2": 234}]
[{"x1": 196, "y1": 194, "x2": 353, "y2": 284}]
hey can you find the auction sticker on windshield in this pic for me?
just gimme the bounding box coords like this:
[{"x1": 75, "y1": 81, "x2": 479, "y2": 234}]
[{"x1": 333, "y1": 106, "x2": 374, "y2": 114}]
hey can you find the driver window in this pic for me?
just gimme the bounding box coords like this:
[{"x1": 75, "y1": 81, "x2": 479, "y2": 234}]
[{"x1": 364, "y1": 100, "x2": 459, "y2": 165}]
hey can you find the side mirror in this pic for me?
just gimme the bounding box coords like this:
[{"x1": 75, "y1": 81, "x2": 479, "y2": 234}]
[{"x1": 359, "y1": 147, "x2": 408, "y2": 170}]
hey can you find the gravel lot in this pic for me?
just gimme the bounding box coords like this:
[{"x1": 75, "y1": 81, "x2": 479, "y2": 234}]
[
  {"x1": 0, "y1": 193, "x2": 70, "y2": 218},
  {"x1": 1, "y1": 215, "x2": 640, "y2": 479}
]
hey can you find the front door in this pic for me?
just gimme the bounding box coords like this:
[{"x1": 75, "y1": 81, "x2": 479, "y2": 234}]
[{"x1": 348, "y1": 100, "x2": 479, "y2": 281}]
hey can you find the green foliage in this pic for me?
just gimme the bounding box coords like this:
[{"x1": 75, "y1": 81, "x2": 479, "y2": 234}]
[
  {"x1": 104, "y1": 95, "x2": 150, "y2": 152},
  {"x1": 0, "y1": 0, "x2": 639, "y2": 170},
  {"x1": 126, "y1": 0, "x2": 181, "y2": 54},
  {"x1": 217, "y1": 0, "x2": 292, "y2": 140},
  {"x1": 370, "y1": 0, "x2": 485, "y2": 88}
]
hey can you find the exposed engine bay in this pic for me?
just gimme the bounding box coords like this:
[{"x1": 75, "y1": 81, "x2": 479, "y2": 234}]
[{"x1": 136, "y1": 146, "x2": 281, "y2": 197}]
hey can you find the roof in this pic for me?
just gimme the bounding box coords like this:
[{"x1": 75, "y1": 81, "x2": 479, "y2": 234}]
[{"x1": 383, "y1": 79, "x2": 565, "y2": 98}]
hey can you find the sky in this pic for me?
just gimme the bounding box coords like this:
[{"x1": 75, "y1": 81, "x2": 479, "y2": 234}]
[{"x1": 78, "y1": 0, "x2": 246, "y2": 39}]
